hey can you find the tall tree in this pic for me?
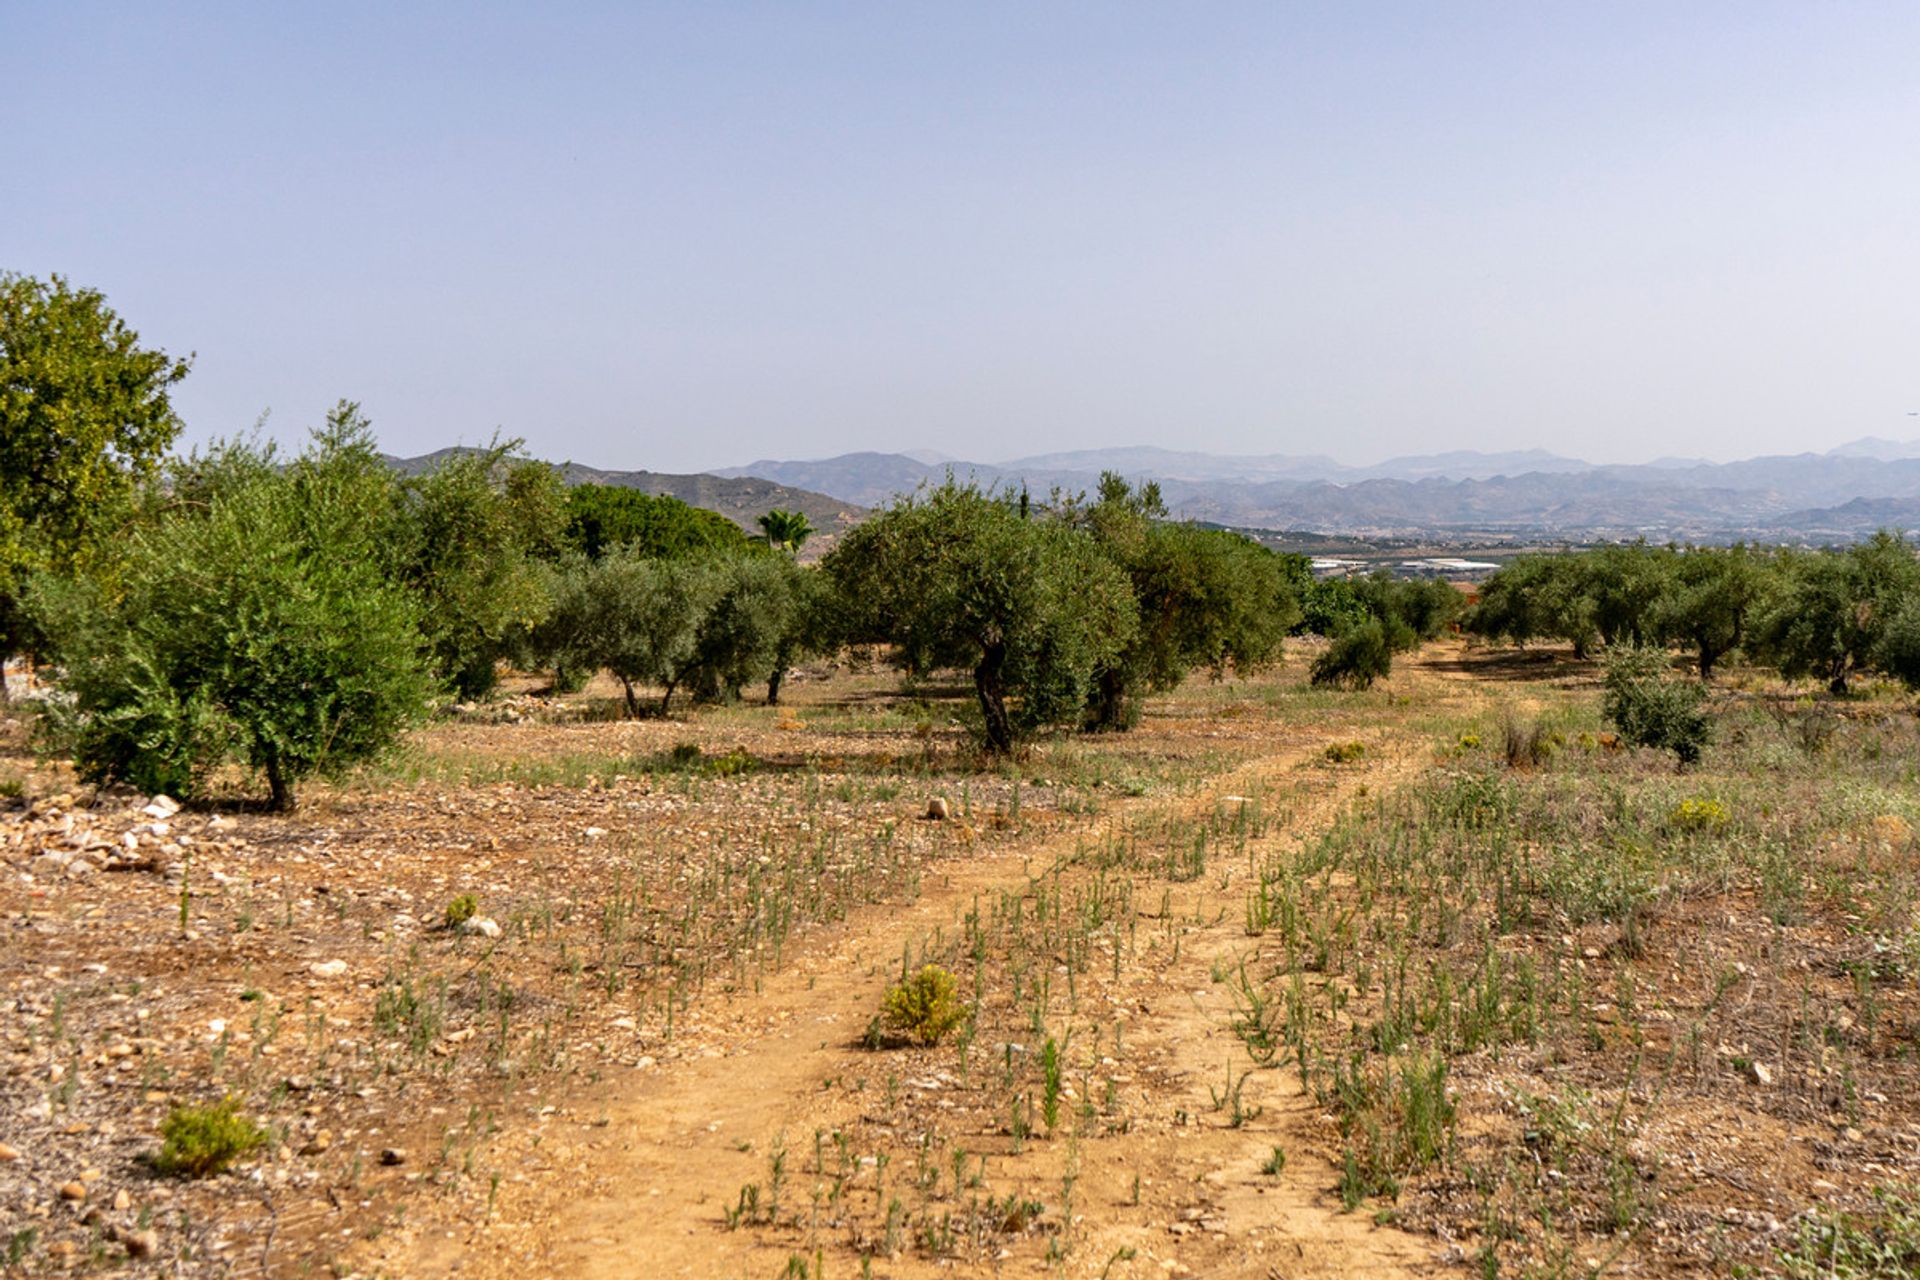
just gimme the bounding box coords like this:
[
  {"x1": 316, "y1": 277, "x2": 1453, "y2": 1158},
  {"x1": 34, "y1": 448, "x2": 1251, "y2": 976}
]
[
  {"x1": 0, "y1": 274, "x2": 191, "y2": 696},
  {"x1": 393, "y1": 441, "x2": 562, "y2": 699},
  {"x1": 1652, "y1": 544, "x2": 1774, "y2": 680},
  {"x1": 1076, "y1": 474, "x2": 1297, "y2": 730},
  {"x1": 563, "y1": 484, "x2": 748, "y2": 561},
  {"x1": 1754, "y1": 531, "x2": 1920, "y2": 694},
  {"x1": 823, "y1": 480, "x2": 1136, "y2": 754}
]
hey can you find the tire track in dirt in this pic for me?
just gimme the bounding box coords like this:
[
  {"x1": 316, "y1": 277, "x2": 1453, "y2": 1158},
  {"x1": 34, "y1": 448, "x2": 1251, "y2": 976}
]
[{"x1": 367, "y1": 655, "x2": 1489, "y2": 1279}]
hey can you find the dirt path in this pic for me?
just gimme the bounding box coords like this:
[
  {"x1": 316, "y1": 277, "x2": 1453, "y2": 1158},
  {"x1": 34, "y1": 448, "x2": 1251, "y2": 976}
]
[{"x1": 366, "y1": 655, "x2": 1488, "y2": 1279}]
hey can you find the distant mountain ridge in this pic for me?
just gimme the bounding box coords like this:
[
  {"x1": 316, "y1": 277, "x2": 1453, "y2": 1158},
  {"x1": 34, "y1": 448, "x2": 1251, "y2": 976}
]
[
  {"x1": 715, "y1": 438, "x2": 1920, "y2": 543},
  {"x1": 385, "y1": 448, "x2": 866, "y2": 553}
]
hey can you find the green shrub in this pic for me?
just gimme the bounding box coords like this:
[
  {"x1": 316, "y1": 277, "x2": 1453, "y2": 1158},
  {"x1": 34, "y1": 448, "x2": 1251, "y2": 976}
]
[
  {"x1": 46, "y1": 408, "x2": 435, "y2": 810},
  {"x1": 444, "y1": 894, "x2": 478, "y2": 927},
  {"x1": 1601, "y1": 645, "x2": 1710, "y2": 765},
  {"x1": 880, "y1": 965, "x2": 970, "y2": 1046},
  {"x1": 1311, "y1": 620, "x2": 1395, "y2": 690},
  {"x1": 151, "y1": 1098, "x2": 267, "y2": 1177},
  {"x1": 1323, "y1": 740, "x2": 1366, "y2": 764}
]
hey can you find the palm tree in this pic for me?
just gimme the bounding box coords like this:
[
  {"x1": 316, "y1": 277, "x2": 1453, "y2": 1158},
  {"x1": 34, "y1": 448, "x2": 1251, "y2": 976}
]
[{"x1": 756, "y1": 508, "x2": 814, "y2": 554}]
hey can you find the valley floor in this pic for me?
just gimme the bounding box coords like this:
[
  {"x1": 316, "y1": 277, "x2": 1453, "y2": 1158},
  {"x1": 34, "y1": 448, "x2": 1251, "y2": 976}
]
[{"x1": 4, "y1": 642, "x2": 1918, "y2": 1278}]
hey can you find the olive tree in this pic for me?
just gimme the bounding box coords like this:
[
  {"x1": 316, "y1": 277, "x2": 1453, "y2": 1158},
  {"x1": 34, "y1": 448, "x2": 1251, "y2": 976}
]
[
  {"x1": 686, "y1": 551, "x2": 799, "y2": 704},
  {"x1": 393, "y1": 443, "x2": 562, "y2": 699},
  {"x1": 1076, "y1": 474, "x2": 1296, "y2": 730},
  {"x1": 1753, "y1": 532, "x2": 1920, "y2": 694},
  {"x1": 1652, "y1": 544, "x2": 1774, "y2": 680},
  {"x1": 47, "y1": 408, "x2": 434, "y2": 810},
  {"x1": 823, "y1": 480, "x2": 1136, "y2": 754},
  {"x1": 586, "y1": 552, "x2": 722, "y2": 716}
]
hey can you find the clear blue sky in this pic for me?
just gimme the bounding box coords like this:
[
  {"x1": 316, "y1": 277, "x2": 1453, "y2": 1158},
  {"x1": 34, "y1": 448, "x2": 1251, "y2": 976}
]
[{"x1": 6, "y1": 3, "x2": 1916, "y2": 470}]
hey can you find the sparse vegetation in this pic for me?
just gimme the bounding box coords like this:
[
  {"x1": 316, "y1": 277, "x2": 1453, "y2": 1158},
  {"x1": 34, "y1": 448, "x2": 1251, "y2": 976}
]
[
  {"x1": 881, "y1": 964, "x2": 970, "y2": 1046},
  {"x1": 151, "y1": 1099, "x2": 268, "y2": 1178}
]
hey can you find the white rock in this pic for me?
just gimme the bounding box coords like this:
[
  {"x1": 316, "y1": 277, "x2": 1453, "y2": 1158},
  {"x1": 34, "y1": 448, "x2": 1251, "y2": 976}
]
[
  {"x1": 461, "y1": 917, "x2": 502, "y2": 939},
  {"x1": 308, "y1": 960, "x2": 349, "y2": 979},
  {"x1": 142, "y1": 796, "x2": 180, "y2": 820}
]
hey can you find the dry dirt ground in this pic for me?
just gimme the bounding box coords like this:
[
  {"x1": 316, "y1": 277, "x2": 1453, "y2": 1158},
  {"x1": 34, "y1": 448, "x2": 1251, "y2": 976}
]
[{"x1": 4, "y1": 643, "x2": 1918, "y2": 1279}]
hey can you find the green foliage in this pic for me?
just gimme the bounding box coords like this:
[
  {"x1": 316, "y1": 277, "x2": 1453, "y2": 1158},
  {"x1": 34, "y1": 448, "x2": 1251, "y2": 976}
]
[
  {"x1": 0, "y1": 273, "x2": 190, "y2": 694},
  {"x1": 584, "y1": 552, "x2": 723, "y2": 715},
  {"x1": 823, "y1": 480, "x2": 1136, "y2": 753},
  {"x1": 1473, "y1": 535, "x2": 1920, "y2": 696},
  {"x1": 1077, "y1": 475, "x2": 1298, "y2": 730},
  {"x1": 1651, "y1": 543, "x2": 1772, "y2": 679},
  {"x1": 1755, "y1": 533, "x2": 1920, "y2": 694},
  {"x1": 394, "y1": 445, "x2": 563, "y2": 698},
  {"x1": 881, "y1": 965, "x2": 970, "y2": 1046},
  {"x1": 563, "y1": 483, "x2": 748, "y2": 561},
  {"x1": 756, "y1": 507, "x2": 814, "y2": 553},
  {"x1": 151, "y1": 1098, "x2": 267, "y2": 1178},
  {"x1": 1312, "y1": 619, "x2": 1395, "y2": 690},
  {"x1": 1877, "y1": 597, "x2": 1920, "y2": 692},
  {"x1": 765, "y1": 562, "x2": 834, "y2": 706},
  {"x1": 1601, "y1": 645, "x2": 1710, "y2": 765},
  {"x1": 1349, "y1": 572, "x2": 1463, "y2": 645},
  {"x1": 47, "y1": 406, "x2": 435, "y2": 809},
  {"x1": 444, "y1": 894, "x2": 478, "y2": 927},
  {"x1": 1291, "y1": 574, "x2": 1373, "y2": 639},
  {"x1": 687, "y1": 553, "x2": 803, "y2": 704},
  {"x1": 1465, "y1": 554, "x2": 1599, "y2": 655}
]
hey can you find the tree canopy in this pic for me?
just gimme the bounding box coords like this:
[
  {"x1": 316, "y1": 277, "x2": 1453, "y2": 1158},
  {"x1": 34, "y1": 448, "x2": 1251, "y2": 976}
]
[
  {"x1": 48, "y1": 408, "x2": 434, "y2": 810},
  {"x1": 563, "y1": 483, "x2": 750, "y2": 561},
  {"x1": 1, "y1": 273, "x2": 191, "y2": 693},
  {"x1": 824, "y1": 480, "x2": 1137, "y2": 753}
]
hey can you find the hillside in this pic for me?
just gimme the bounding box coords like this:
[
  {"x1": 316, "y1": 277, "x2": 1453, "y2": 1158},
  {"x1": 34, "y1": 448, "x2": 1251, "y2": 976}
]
[
  {"x1": 718, "y1": 440, "x2": 1920, "y2": 543},
  {"x1": 386, "y1": 449, "x2": 868, "y2": 553}
]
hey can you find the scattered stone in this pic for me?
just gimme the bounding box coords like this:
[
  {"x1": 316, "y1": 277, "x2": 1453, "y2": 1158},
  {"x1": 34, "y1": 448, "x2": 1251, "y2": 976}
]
[
  {"x1": 0, "y1": 1142, "x2": 18, "y2": 1161},
  {"x1": 380, "y1": 1147, "x2": 407, "y2": 1166},
  {"x1": 461, "y1": 917, "x2": 502, "y2": 939},
  {"x1": 142, "y1": 795, "x2": 181, "y2": 820},
  {"x1": 113, "y1": 1189, "x2": 131, "y2": 1211},
  {"x1": 121, "y1": 1229, "x2": 159, "y2": 1258},
  {"x1": 58, "y1": 1180, "x2": 87, "y2": 1201},
  {"x1": 300, "y1": 1130, "x2": 333, "y2": 1156},
  {"x1": 1746, "y1": 1060, "x2": 1774, "y2": 1086},
  {"x1": 925, "y1": 797, "x2": 951, "y2": 821},
  {"x1": 308, "y1": 959, "x2": 349, "y2": 979}
]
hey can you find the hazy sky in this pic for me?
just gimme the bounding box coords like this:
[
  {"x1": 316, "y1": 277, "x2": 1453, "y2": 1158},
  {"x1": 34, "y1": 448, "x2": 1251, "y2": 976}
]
[{"x1": 6, "y1": 3, "x2": 1917, "y2": 471}]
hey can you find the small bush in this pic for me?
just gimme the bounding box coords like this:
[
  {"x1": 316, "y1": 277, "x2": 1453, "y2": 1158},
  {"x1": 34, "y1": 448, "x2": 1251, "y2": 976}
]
[
  {"x1": 1666, "y1": 797, "x2": 1730, "y2": 833},
  {"x1": 151, "y1": 1099, "x2": 267, "y2": 1177},
  {"x1": 444, "y1": 894, "x2": 478, "y2": 927},
  {"x1": 880, "y1": 965, "x2": 970, "y2": 1046},
  {"x1": 1324, "y1": 740, "x2": 1366, "y2": 764},
  {"x1": 1311, "y1": 620, "x2": 1395, "y2": 690},
  {"x1": 1601, "y1": 645, "x2": 1710, "y2": 765}
]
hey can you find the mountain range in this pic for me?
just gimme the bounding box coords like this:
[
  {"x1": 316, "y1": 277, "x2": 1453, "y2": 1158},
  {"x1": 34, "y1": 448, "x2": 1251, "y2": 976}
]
[{"x1": 714, "y1": 438, "x2": 1920, "y2": 543}]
